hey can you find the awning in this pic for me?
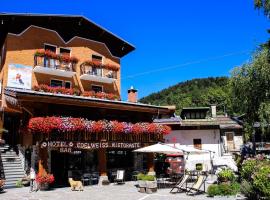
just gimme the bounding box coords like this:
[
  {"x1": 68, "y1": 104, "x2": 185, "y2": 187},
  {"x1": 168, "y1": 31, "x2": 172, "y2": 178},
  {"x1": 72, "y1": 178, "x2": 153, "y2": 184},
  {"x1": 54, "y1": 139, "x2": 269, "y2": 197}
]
[{"x1": 133, "y1": 143, "x2": 184, "y2": 155}]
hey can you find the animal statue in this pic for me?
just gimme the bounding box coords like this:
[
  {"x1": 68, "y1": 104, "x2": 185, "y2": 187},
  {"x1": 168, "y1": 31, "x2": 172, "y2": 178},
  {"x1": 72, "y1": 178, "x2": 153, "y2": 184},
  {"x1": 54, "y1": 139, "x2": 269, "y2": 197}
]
[{"x1": 68, "y1": 178, "x2": 84, "y2": 191}]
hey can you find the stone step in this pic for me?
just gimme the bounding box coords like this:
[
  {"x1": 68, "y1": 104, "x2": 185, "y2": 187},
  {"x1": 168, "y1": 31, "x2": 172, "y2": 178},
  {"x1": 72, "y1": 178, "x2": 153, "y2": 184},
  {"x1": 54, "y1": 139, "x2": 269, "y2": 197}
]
[
  {"x1": 2, "y1": 160, "x2": 21, "y2": 164},
  {"x1": 4, "y1": 169, "x2": 24, "y2": 176},
  {"x1": 1, "y1": 152, "x2": 18, "y2": 156},
  {"x1": 2, "y1": 163, "x2": 21, "y2": 167},
  {"x1": 3, "y1": 172, "x2": 24, "y2": 177},
  {"x1": 1, "y1": 155, "x2": 18, "y2": 159},
  {"x1": 5, "y1": 172, "x2": 24, "y2": 180}
]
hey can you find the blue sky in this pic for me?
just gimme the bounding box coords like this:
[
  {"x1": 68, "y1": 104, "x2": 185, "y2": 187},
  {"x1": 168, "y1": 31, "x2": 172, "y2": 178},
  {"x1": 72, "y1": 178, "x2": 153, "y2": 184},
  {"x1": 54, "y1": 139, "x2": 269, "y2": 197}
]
[{"x1": 1, "y1": 0, "x2": 269, "y2": 100}]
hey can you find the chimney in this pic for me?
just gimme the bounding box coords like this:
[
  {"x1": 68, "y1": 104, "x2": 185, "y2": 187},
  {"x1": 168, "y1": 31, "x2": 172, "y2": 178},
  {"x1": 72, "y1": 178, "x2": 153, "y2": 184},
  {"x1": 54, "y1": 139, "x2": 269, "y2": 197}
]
[
  {"x1": 211, "y1": 105, "x2": 217, "y2": 118},
  {"x1": 128, "y1": 86, "x2": 138, "y2": 103}
]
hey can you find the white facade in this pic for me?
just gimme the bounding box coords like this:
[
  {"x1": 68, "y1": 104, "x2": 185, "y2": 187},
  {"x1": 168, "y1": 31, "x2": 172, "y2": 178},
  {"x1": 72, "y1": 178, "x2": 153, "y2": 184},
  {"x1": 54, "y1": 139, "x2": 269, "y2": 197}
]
[
  {"x1": 165, "y1": 129, "x2": 221, "y2": 156},
  {"x1": 164, "y1": 129, "x2": 240, "y2": 171},
  {"x1": 164, "y1": 129, "x2": 221, "y2": 171}
]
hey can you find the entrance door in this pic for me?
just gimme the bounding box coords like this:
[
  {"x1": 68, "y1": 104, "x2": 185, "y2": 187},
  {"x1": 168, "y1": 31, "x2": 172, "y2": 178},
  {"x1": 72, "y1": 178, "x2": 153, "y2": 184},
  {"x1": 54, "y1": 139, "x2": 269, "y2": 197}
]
[
  {"x1": 226, "y1": 132, "x2": 235, "y2": 151},
  {"x1": 51, "y1": 150, "x2": 98, "y2": 186},
  {"x1": 51, "y1": 151, "x2": 83, "y2": 186},
  {"x1": 107, "y1": 149, "x2": 134, "y2": 181}
]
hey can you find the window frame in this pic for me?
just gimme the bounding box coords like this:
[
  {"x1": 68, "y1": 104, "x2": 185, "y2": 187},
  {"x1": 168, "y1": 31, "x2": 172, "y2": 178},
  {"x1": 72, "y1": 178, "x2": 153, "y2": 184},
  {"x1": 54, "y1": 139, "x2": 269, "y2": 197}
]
[
  {"x1": 193, "y1": 138, "x2": 202, "y2": 150},
  {"x1": 50, "y1": 79, "x2": 63, "y2": 87},
  {"x1": 64, "y1": 81, "x2": 72, "y2": 89},
  {"x1": 91, "y1": 84, "x2": 103, "y2": 93},
  {"x1": 59, "y1": 47, "x2": 71, "y2": 56},
  {"x1": 44, "y1": 43, "x2": 57, "y2": 52}
]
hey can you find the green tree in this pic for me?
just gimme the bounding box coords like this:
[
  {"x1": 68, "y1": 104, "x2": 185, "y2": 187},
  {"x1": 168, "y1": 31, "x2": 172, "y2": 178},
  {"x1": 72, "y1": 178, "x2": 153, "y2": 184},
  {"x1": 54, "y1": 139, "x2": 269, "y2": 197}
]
[
  {"x1": 254, "y1": 0, "x2": 270, "y2": 17},
  {"x1": 140, "y1": 77, "x2": 231, "y2": 115},
  {"x1": 230, "y1": 48, "x2": 270, "y2": 138}
]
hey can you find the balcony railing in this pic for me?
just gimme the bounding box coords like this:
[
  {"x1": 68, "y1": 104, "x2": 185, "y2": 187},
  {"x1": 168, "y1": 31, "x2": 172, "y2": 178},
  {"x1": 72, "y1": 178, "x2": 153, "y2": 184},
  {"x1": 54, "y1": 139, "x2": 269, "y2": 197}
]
[
  {"x1": 80, "y1": 64, "x2": 117, "y2": 84},
  {"x1": 33, "y1": 56, "x2": 76, "y2": 78}
]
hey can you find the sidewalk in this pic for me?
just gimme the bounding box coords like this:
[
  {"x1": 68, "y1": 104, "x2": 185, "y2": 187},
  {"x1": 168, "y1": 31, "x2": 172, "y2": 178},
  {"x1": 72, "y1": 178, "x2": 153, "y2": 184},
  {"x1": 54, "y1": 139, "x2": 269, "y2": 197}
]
[{"x1": 0, "y1": 182, "x2": 236, "y2": 200}]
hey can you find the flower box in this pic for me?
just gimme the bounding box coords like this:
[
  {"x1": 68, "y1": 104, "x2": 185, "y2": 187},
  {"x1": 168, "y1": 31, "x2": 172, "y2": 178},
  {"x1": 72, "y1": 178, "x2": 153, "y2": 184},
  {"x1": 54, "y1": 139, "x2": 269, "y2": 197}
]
[{"x1": 39, "y1": 182, "x2": 49, "y2": 191}]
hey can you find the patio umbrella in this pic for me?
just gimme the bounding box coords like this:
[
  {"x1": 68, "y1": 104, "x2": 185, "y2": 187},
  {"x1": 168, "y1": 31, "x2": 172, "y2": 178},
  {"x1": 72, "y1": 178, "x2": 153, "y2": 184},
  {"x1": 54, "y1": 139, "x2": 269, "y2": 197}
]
[{"x1": 133, "y1": 143, "x2": 184, "y2": 155}]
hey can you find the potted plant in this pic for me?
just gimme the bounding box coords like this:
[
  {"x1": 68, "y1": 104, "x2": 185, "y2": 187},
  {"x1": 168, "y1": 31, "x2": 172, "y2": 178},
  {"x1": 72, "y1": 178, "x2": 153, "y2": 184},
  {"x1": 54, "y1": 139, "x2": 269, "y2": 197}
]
[
  {"x1": 217, "y1": 168, "x2": 235, "y2": 183},
  {"x1": 137, "y1": 173, "x2": 147, "y2": 193},
  {"x1": 144, "y1": 175, "x2": 157, "y2": 194},
  {"x1": 36, "y1": 173, "x2": 54, "y2": 190},
  {"x1": 136, "y1": 174, "x2": 157, "y2": 193}
]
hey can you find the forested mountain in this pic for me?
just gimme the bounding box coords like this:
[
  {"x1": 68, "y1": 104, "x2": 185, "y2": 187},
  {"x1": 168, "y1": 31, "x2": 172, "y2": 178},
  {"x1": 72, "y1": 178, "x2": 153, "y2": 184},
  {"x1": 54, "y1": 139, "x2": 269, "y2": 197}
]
[{"x1": 140, "y1": 77, "x2": 232, "y2": 115}]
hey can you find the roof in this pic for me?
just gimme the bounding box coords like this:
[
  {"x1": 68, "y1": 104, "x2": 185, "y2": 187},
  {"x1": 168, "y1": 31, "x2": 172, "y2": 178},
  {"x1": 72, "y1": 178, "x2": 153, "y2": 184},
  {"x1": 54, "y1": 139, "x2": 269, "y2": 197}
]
[
  {"x1": 4, "y1": 87, "x2": 172, "y2": 115},
  {"x1": 154, "y1": 117, "x2": 181, "y2": 125},
  {"x1": 155, "y1": 115, "x2": 242, "y2": 129},
  {"x1": 182, "y1": 107, "x2": 210, "y2": 110},
  {"x1": 0, "y1": 13, "x2": 135, "y2": 58}
]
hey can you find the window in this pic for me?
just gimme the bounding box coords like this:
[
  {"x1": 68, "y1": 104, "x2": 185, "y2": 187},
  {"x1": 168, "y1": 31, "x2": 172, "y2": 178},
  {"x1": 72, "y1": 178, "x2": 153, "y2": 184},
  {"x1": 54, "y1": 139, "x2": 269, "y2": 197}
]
[
  {"x1": 60, "y1": 48, "x2": 71, "y2": 56},
  {"x1": 44, "y1": 44, "x2": 57, "y2": 68},
  {"x1": 65, "y1": 81, "x2": 71, "y2": 89},
  {"x1": 44, "y1": 44, "x2": 56, "y2": 53},
  {"x1": 50, "y1": 79, "x2": 63, "y2": 87},
  {"x1": 92, "y1": 55, "x2": 102, "y2": 64},
  {"x1": 91, "y1": 55, "x2": 102, "y2": 76},
  {"x1": 91, "y1": 85, "x2": 102, "y2": 93},
  {"x1": 193, "y1": 139, "x2": 202, "y2": 150}
]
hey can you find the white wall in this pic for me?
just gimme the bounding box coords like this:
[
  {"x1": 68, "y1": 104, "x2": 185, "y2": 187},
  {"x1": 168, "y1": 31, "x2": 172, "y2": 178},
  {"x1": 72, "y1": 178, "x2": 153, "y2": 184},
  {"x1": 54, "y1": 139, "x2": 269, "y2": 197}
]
[
  {"x1": 164, "y1": 129, "x2": 221, "y2": 171},
  {"x1": 165, "y1": 129, "x2": 221, "y2": 156}
]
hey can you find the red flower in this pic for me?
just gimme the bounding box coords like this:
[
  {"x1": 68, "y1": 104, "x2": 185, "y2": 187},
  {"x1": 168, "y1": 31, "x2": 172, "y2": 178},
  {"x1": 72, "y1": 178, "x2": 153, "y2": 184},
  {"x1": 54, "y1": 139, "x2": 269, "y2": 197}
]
[
  {"x1": 132, "y1": 123, "x2": 144, "y2": 134},
  {"x1": 36, "y1": 173, "x2": 55, "y2": 184},
  {"x1": 93, "y1": 121, "x2": 104, "y2": 133},
  {"x1": 104, "y1": 64, "x2": 119, "y2": 71},
  {"x1": 161, "y1": 125, "x2": 171, "y2": 135},
  {"x1": 147, "y1": 123, "x2": 158, "y2": 134},
  {"x1": 28, "y1": 117, "x2": 171, "y2": 135},
  {"x1": 96, "y1": 92, "x2": 106, "y2": 99},
  {"x1": 112, "y1": 121, "x2": 125, "y2": 134}
]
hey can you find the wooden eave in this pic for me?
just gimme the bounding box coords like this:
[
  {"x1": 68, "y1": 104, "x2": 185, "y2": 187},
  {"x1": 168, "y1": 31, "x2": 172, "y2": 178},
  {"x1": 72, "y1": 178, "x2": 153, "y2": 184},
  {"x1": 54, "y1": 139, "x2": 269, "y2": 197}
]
[{"x1": 4, "y1": 88, "x2": 172, "y2": 115}]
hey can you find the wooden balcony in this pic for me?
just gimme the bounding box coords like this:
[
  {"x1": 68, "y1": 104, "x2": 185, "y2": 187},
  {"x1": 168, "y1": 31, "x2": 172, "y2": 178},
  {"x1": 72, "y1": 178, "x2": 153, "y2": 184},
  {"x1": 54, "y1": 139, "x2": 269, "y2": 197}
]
[
  {"x1": 33, "y1": 56, "x2": 76, "y2": 78},
  {"x1": 80, "y1": 64, "x2": 117, "y2": 84}
]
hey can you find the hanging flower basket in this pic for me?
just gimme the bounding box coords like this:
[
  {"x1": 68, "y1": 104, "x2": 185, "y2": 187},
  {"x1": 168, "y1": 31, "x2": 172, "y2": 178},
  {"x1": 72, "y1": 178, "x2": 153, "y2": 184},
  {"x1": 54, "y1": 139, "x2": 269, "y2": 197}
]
[{"x1": 28, "y1": 117, "x2": 171, "y2": 135}]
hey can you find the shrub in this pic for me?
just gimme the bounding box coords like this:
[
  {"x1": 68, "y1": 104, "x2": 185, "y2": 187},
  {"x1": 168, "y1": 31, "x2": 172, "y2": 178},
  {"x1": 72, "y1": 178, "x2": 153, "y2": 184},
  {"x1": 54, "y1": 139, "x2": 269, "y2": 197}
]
[
  {"x1": 142, "y1": 175, "x2": 155, "y2": 181},
  {"x1": 217, "y1": 168, "x2": 235, "y2": 182},
  {"x1": 137, "y1": 173, "x2": 144, "y2": 181},
  {"x1": 15, "y1": 179, "x2": 23, "y2": 188},
  {"x1": 207, "y1": 184, "x2": 220, "y2": 196},
  {"x1": 252, "y1": 165, "x2": 270, "y2": 198},
  {"x1": 136, "y1": 174, "x2": 155, "y2": 181},
  {"x1": 241, "y1": 159, "x2": 257, "y2": 181},
  {"x1": 240, "y1": 180, "x2": 256, "y2": 199},
  {"x1": 207, "y1": 183, "x2": 240, "y2": 196}
]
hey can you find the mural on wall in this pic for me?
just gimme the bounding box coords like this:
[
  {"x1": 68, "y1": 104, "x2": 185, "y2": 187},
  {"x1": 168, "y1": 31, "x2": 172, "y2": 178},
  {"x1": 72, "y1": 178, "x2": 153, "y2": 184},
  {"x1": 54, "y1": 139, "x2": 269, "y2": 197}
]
[{"x1": 7, "y1": 64, "x2": 32, "y2": 89}]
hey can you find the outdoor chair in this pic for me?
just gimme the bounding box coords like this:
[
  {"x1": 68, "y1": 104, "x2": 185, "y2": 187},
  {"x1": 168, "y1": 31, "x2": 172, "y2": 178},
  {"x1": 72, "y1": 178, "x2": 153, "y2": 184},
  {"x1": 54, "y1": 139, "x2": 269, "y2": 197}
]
[
  {"x1": 90, "y1": 172, "x2": 99, "y2": 185},
  {"x1": 131, "y1": 171, "x2": 140, "y2": 181},
  {"x1": 157, "y1": 174, "x2": 167, "y2": 189},
  {"x1": 81, "y1": 173, "x2": 91, "y2": 186},
  {"x1": 114, "y1": 170, "x2": 125, "y2": 184},
  {"x1": 170, "y1": 174, "x2": 190, "y2": 193},
  {"x1": 186, "y1": 174, "x2": 207, "y2": 196}
]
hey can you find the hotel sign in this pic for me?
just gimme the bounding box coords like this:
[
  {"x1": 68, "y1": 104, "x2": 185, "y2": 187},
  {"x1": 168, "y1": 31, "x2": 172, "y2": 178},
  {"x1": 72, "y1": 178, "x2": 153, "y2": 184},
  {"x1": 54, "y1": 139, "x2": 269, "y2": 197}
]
[{"x1": 40, "y1": 141, "x2": 141, "y2": 151}]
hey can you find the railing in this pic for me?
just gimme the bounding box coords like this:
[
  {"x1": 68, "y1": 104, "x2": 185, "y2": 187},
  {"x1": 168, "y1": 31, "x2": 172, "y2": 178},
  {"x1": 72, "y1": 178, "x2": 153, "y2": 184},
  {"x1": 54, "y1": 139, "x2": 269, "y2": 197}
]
[
  {"x1": 34, "y1": 56, "x2": 76, "y2": 72},
  {"x1": 256, "y1": 142, "x2": 270, "y2": 150},
  {"x1": 80, "y1": 65, "x2": 117, "y2": 79},
  {"x1": 0, "y1": 151, "x2": 5, "y2": 180}
]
